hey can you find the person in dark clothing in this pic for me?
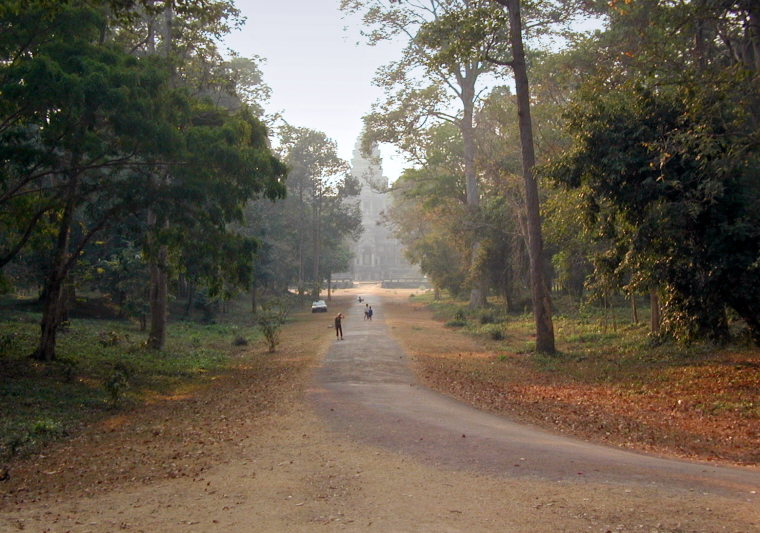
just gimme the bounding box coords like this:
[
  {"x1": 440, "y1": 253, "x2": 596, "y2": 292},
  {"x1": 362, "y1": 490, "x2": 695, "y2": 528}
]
[
  {"x1": 367, "y1": 306, "x2": 373, "y2": 320},
  {"x1": 334, "y1": 313, "x2": 344, "y2": 340}
]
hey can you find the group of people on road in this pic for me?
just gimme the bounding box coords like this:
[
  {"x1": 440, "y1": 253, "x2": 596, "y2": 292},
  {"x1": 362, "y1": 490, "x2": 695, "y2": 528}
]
[{"x1": 333, "y1": 296, "x2": 374, "y2": 340}]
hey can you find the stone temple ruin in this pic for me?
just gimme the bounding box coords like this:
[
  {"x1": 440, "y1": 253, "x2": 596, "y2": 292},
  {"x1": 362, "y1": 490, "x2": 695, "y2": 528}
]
[{"x1": 335, "y1": 140, "x2": 423, "y2": 286}]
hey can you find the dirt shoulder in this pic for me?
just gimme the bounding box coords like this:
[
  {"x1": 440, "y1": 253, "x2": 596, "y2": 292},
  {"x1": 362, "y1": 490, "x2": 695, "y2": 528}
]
[{"x1": 381, "y1": 289, "x2": 760, "y2": 467}]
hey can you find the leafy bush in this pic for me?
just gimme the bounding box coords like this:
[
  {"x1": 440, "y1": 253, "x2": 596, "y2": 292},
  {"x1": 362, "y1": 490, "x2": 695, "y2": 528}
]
[
  {"x1": 2, "y1": 418, "x2": 68, "y2": 459},
  {"x1": 479, "y1": 311, "x2": 496, "y2": 324},
  {"x1": 256, "y1": 301, "x2": 288, "y2": 353},
  {"x1": 0, "y1": 332, "x2": 17, "y2": 353},
  {"x1": 232, "y1": 335, "x2": 248, "y2": 346},
  {"x1": 98, "y1": 330, "x2": 122, "y2": 347},
  {"x1": 55, "y1": 357, "x2": 78, "y2": 382},
  {"x1": 104, "y1": 362, "x2": 132, "y2": 406},
  {"x1": 445, "y1": 319, "x2": 467, "y2": 328},
  {"x1": 479, "y1": 323, "x2": 505, "y2": 340}
]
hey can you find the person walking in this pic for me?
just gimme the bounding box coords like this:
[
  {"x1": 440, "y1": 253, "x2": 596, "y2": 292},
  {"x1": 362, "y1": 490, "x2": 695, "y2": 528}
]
[
  {"x1": 367, "y1": 306, "x2": 373, "y2": 321},
  {"x1": 334, "y1": 313, "x2": 344, "y2": 340}
]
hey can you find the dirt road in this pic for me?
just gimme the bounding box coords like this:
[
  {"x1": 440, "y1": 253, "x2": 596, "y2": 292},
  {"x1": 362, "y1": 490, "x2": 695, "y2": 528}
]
[
  {"x1": 310, "y1": 294, "x2": 760, "y2": 497},
  {"x1": 1, "y1": 288, "x2": 758, "y2": 532}
]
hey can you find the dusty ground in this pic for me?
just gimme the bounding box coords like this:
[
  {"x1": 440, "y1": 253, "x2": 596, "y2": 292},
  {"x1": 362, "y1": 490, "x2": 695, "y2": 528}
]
[
  {"x1": 382, "y1": 290, "x2": 760, "y2": 466},
  {"x1": 1, "y1": 285, "x2": 758, "y2": 532}
]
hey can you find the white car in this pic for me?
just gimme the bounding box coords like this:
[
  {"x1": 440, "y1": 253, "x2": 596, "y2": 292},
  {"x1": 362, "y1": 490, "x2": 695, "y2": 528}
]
[{"x1": 311, "y1": 300, "x2": 327, "y2": 313}]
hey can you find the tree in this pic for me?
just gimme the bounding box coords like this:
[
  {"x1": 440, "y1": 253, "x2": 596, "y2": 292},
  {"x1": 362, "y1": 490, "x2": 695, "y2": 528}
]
[
  {"x1": 343, "y1": 0, "x2": 512, "y2": 308},
  {"x1": 541, "y1": 0, "x2": 760, "y2": 343},
  {"x1": 277, "y1": 126, "x2": 352, "y2": 298},
  {"x1": 108, "y1": 0, "x2": 279, "y2": 349},
  {"x1": 478, "y1": 0, "x2": 556, "y2": 352},
  {"x1": 0, "y1": 2, "x2": 285, "y2": 360},
  {"x1": 385, "y1": 122, "x2": 471, "y2": 298},
  {"x1": 550, "y1": 78, "x2": 760, "y2": 343},
  {"x1": 0, "y1": 4, "x2": 185, "y2": 361}
]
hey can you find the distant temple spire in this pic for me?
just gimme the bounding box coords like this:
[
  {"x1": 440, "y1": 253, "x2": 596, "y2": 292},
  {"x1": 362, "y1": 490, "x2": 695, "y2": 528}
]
[{"x1": 341, "y1": 136, "x2": 421, "y2": 283}]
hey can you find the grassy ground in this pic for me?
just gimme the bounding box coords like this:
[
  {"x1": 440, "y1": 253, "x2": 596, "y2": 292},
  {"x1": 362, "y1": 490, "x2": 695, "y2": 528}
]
[
  {"x1": 387, "y1": 290, "x2": 760, "y2": 466},
  {"x1": 0, "y1": 294, "x2": 289, "y2": 461}
]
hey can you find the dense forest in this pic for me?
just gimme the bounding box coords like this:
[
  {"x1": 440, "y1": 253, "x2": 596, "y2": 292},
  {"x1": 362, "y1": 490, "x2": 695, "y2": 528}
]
[
  {"x1": 1, "y1": 0, "x2": 362, "y2": 362},
  {"x1": 1, "y1": 0, "x2": 758, "y2": 361}
]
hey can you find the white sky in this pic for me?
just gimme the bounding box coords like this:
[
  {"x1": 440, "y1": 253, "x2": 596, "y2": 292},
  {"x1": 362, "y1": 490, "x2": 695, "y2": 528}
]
[{"x1": 224, "y1": 0, "x2": 409, "y2": 181}]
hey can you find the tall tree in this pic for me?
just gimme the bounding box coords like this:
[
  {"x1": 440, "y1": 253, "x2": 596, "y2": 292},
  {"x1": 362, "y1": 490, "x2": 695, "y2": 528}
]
[
  {"x1": 0, "y1": 2, "x2": 285, "y2": 360},
  {"x1": 276, "y1": 126, "x2": 357, "y2": 298},
  {"x1": 342, "y1": 0, "x2": 507, "y2": 308},
  {"x1": 489, "y1": 0, "x2": 555, "y2": 352},
  {"x1": 385, "y1": 122, "x2": 471, "y2": 298},
  {"x1": 546, "y1": 0, "x2": 760, "y2": 343}
]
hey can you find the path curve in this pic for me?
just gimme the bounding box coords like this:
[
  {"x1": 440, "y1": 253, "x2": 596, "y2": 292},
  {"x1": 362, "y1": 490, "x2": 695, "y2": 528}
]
[{"x1": 308, "y1": 293, "x2": 760, "y2": 499}]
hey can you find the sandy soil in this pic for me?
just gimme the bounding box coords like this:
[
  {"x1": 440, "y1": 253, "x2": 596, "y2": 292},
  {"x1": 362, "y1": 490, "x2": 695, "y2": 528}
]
[{"x1": 1, "y1": 285, "x2": 758, "y2": 532}]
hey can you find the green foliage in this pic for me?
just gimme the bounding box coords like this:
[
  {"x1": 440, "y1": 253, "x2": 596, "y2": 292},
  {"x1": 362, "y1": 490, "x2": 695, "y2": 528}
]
[
  {"x1": 0, "y1": 1, "x2": 287, "y2": 360},
  {"x1": 104, "y1": 361, "x2": 132, "y2": 406},
  {"x1": 0, "y1": 295, "x2": 262, "y2": 458},
  {"x1": 242, "y1": 125, "x2": 360, "y2": 296},
  {"x1": 548, "y1": 78, "x2": 760, "y2": 343},
  {"x1": 479, "y1": 323, "x2": 506, "y2": 341},
  {"x1": 478, "y1": 311, "x2": 496, "y2": 324},
  {"x1": 232, "y1": 335, "x2": 248, "y2": 346},
  {"x1": 256, "y1": 301, "x2": 289, "y2": 353}
]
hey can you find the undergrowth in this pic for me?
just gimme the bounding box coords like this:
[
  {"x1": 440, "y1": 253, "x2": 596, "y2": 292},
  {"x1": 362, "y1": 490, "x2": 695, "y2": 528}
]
[{"x1": 0, "y1": 295, "x2": 264, "y2": 460}]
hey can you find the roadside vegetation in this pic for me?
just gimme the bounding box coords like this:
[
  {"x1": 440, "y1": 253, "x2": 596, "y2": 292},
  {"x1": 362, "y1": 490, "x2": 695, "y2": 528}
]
[
  {"x1": 395, "y1": 291, "x2": 760, "y2": 466},
  {"x1": 0, "y1": 294, "x2": 286, "y2": 462}
]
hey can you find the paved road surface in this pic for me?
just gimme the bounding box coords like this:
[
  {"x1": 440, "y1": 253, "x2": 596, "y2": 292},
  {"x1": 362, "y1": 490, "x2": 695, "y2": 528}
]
[{"x1": 308, "y1": 294, "x2": 760, "y2": 500}]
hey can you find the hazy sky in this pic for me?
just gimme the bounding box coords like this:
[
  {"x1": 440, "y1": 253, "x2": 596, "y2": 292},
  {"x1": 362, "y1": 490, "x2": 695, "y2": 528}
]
[{"x1": 224, "y1": 0, "x2": 408, "y2": 181}]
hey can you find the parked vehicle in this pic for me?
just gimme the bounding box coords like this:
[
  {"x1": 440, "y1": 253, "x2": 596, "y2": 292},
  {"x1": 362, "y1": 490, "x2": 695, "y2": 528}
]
[{"x1": 311, "y1": 300, "x2": 327, "y2": 313}]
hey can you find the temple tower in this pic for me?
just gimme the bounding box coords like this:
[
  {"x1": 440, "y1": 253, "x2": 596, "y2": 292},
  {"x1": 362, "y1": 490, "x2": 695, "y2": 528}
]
[{"x1": 346, "y1": 140, "x2": 420, "y2": 282}]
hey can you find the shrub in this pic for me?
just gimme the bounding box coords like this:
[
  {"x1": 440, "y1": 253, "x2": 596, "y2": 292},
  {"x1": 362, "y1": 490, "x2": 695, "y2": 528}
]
[
  {"x1": 479, "y1": 311, "x2": 496, "y2": 324},
  {"x1": 0, "y1": 332, "x2": 17, "y2": 355},
  {"x1": 445, "y1": 319, "x2": 467, "y2": 328},
  {"x1": 232, "y1": 335, "x2": 248, "y2": 346},
  {"x1": 55, "y1": 357, "x2": 78, "y2": 382},
  {"x1": 98, "y1": 330, "x2": 121, "y2": 347},
  {"x1": 104, "y1": 362, "x2": 132, "y2": 406},
  {"x1": 256, "y1": 301, "x2": 288, "y2": 353},
  {"x1": 479, "y1": 323, "x2": 505, "y2": 340}
]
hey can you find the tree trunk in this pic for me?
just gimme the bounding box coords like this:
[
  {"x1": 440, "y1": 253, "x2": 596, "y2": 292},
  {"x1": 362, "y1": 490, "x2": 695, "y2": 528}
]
[
  {"x1": 33, "y1": 172, "x2": 78, "y2": 361},
  {"x1": 147, "y1": 211, "x2": 168, "y2": 350},
  {"x1": 251, "y1": 280, "x2": 257, "y2": 315},
  {"x1": 631, "y1": 293, "x2": 639, "y2": 324},
  {"x1": 146, "y1": 5, "x2": 173, "y2": 350},
  {"x1": 184, "y1": 283, "x2": 194, "y2": 317},
  {"x1": 327, "y1": 271, "x2": 332, "y2": 301},
  {"x1": 312, "y1": 199, "x2": 322, "y2": 299},
  {"x1": 35, "y1": 275, "x2": 65, "y2": 361},
  {"x1": 749, "y1": 4, "x2": 760, "y2": 72},
  {"x1": 297, "y1": 180, "x2": 306, "y2": 298},
  {"x1": 461, "y1": 73, "x2": 486, "y2": 309},
  {"x1": 500, "y1": 0, "x2": 555, "y2": 353},
  {"x1": 650, "y1": 290, "x2": 661, "y2": 335}
]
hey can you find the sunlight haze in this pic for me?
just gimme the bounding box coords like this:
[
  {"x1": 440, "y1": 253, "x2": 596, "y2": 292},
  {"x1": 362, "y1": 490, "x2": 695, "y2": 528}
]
[{"x1": 224, "y1": 0, "x2": 409, "y2": 181}]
